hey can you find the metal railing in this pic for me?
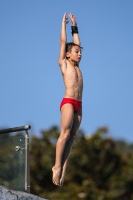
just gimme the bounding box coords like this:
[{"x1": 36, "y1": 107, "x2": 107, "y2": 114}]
[{"x1": 0, "y1": 125, "x2": 31, "y2": 193}]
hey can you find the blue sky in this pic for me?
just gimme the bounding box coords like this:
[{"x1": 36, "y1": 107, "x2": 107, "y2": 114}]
[{"x1": 0, "y1": 0, "x2": 133, "y2": 142}]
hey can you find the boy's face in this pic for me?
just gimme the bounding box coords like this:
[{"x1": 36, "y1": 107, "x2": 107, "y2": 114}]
[{"x1": 66, "y1": 45, "x2": 82, "y2": 63}]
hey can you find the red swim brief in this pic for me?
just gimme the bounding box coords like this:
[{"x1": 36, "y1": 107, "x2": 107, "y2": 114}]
[{"x1": 60, "y1": 98, "x2": 82, "y2": 112}]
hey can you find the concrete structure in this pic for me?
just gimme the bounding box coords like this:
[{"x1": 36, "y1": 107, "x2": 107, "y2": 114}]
[{"x1": 0, "y1": 185, "x2": 48, "y2": 200}]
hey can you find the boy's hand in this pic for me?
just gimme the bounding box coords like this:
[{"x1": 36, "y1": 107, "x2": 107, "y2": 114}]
[
  {"x1": 68, "y1": 13, "x2": 77, "y2": 26},
  {"x1": 62, "y1": 12, "x2": 69, "y2": 24}
]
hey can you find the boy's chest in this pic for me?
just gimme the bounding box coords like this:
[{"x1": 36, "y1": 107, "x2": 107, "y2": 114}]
[{"x1": 66, "y1": 64, "x2": 82, "y2": 78}]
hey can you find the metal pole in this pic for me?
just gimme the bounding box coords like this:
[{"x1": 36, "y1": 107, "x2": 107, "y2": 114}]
[
  {"x1": 25, "y1": 130, "x2": 30, "y2": 193},
  {"x1": 0, "y1": 125, "x2": 31, "y2": 134}
]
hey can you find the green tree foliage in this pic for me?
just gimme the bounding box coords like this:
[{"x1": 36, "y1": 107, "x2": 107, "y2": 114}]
[{"x1": 30, "y1": 126, "x2": 133, "y2": 200}]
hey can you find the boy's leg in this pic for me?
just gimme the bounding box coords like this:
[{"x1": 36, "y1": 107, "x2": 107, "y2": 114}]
[
  {"x1": 60, "y1": 109, "x2": 82, "y2": 185},
  {"x1": 52, "y1": 103, "x2": 74, "y2": 186}
]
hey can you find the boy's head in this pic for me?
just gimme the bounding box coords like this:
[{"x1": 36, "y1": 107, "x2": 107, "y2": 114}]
[{"x1": 66, "y1": 42, "x2": 83, "y2": 63}]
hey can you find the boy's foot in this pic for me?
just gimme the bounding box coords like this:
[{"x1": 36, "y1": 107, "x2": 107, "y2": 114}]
[
  {"x1": 52, "y1": 166, "x2": 61, "y2": 186},
  {"x1": 60, "y1": 168, "x2": 66, "y2": 186}
]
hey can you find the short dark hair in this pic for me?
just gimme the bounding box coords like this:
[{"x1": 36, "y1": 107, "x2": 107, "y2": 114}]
[{"x1": 66, "y1": 42, "x2": 83, "y2": 53}]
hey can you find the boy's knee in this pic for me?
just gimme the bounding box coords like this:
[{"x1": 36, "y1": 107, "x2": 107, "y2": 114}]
[
  {"x1": 70, "y1": 131, "x2": 76, "y2": 139},
  {"x1": 61, "y1": 129, "x2": 71, "y2": 140},
  {"x1": 66, "y1": 131, "x2": 76, "y2": 142}
]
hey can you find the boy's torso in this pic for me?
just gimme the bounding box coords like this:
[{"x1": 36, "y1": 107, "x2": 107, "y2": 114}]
[{"x1": 61, "y1": 60, "x2": 83, "y2": 101}]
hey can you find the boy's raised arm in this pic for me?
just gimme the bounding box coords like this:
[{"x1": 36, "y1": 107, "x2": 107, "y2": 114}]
[
  {"x1": 58, "y1": 13, "x2": 68, "y2": 66},
  {"x1": 68, "y1": 13, "x2": 80, "y2": 46}
]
